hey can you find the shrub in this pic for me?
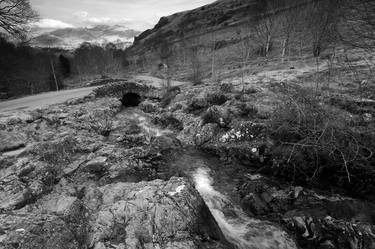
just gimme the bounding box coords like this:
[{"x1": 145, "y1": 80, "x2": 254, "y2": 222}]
[
  {"x1": 160, "y1": 86, "x2": 181, "y2": 108},
  {"x1": 87, "y1": 110, "x2": 114, "y2": 137},
  {"x1": 186, "y1": 96, "x2": 208, "y2": 112},
  {"x1": 118, "y1": 134, "x2": 147, "y2": 148},
  {"x1": 31, "y1": 136, "x2": 79, "y2": 165},
  {"x1": 169, "y1": 102, "x2": 184, "y2": 112},
  {"x1": 329, "y1": 96, "x2": 363, "y2": 114},
  {"x1": 201, "y1": 106, "x2": 231, "y2": 128},
  {"x1": 139, "y1": 100, "x2": 159, "y2": 113},
  {"x1": 152, "y1": 112, "x2": 183, "y2": 131},
  {"x1": 244, "y1": 86, "x2": 259, "y2": 94},
  {"x1": 235, "y1": 102, "x2": 259, "y2": 118},
  {"x1": 187, "y1": 92, "x2": 228, "y2": 113},
  {"x1": 268, "y1": 87, "x2": 375, "y2": 192},
  {"x1": 206, "y1": 92, "x2": 228, "y2": 106},
  {"x1": 123, "y1": 120, "x2": 142, "y2": 135},
  {"x1": 220, "y1": 83, "x2": 235, "y2": 93}
]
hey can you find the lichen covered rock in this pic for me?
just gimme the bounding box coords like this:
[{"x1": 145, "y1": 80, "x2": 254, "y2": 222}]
[{"x1": 85, "y1": 177, "x2": 229, "y2": 249}]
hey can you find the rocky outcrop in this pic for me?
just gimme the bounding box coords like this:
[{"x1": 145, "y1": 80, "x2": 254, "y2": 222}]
[
  {"x1": 284, "y1": 216, "x2": 375, "y2": 249},
  {"x1": 0, "y1": 212, "x2": 86, "y2": 249},
  {"x1": 238, "y1": 174, "x2": 375, "y2": 249},
  {"x1": 0, "y1": 158, "x2": 60, "y2": 211},
  {"x1": 85, "y1": 177, "x2": 229, "y2": 249},
  {"x1": 0, "y1": 175, "x2": 229, "y2": 249},
  {"x1": 0, "y1": 131, "x2": 26, "y2": 153}
]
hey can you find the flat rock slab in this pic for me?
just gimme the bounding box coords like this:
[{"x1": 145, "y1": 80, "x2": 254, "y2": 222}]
[
  {"x1": 0, "y1": 131, "x2": 26, "y2": 153},
  {"x1": 86, "y1": 177, "x2": 229, "y2": 249}
]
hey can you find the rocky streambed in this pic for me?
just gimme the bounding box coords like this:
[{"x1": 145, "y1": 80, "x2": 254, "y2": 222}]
[{"x1": 0, "y1": 81, "x2": 374, "y2": 249}]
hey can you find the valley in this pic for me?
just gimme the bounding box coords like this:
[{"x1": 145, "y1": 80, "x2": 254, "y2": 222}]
[{"x1": 1, "y1": 0, "x2": 375, "y2": 248}]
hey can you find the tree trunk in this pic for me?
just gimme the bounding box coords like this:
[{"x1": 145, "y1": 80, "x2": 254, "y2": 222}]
[
  {"x1": 50, "y1": 58, "x2": 59, "y2": 91},
  {"x1": 211, "y1": 32, "x2": 216, "y2": 82},
  {"x1": 265, "y1": 34, "x2": 271, "y2": 57},
  {"x1": 281, "y1": 38, "x2": 288, "y2": 62}
]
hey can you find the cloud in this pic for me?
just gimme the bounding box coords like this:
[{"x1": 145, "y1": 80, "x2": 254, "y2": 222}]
[
  {"x1": 32, "y1": 18, "x2": 74, "y2": 29},
  {"x1": 73, "y1": 11, "x2": 89, "y2": 19},
  {"x1": 73, "y1": 11, "x2": 132, "y2": 26}
]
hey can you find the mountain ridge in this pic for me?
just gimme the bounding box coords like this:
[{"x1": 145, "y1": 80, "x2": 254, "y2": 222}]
[{"x1": 30, "y1": 24, "x2": 141, "y2": 50}]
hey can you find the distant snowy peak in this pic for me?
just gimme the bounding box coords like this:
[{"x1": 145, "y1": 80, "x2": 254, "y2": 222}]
[{"x1": 30, "y1": 25, "x2": 141, "y2": 50}]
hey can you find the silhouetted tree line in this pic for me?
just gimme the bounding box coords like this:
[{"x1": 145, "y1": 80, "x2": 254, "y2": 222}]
[
  {"x1": 0, "y1": 36, "x2": 127, "y2": 98},
  {"x1": 72, "y1": 42, "x2": 126, "y2": 77},
  {"x1": 0, "y1": 36, "x2": 65, "y2": 98}
]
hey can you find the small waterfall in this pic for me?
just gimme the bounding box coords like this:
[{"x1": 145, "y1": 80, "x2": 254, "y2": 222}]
[{"x1": 193, "y1": 167, "x2": 297, "y2": 249}]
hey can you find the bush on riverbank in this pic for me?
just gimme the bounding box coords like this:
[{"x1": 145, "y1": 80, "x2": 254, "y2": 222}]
[{"x1": 268, "y1": 86, "x2": 375, "y2": 199}]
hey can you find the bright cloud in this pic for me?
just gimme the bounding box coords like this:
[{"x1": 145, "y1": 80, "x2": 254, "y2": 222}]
[
  {"x1": 32, "y1": 18, "x2": 74, "y2": 29},
  {"x1": 73, "y1": 11, "x2": 132, "y2": 26}
]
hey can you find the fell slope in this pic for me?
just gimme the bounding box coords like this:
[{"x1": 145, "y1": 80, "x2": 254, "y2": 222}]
[{"x1": 131, "y1": 0, "x2": 258, "y2": 51}]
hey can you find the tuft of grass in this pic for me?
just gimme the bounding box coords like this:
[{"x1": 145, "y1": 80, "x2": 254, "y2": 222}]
[
  {"x1": 87, "y1": 110, "x2": 114, "y2": 137},
  {"x1": 152, "y1": 112, "x2": 183, "y2": 131},
  {"x1": 220, "y1": 83, "x2": 235, "y2": 93},
  {"x1": 235, "y1": 102, "x2": 259, "y2": 118},
  {"x1": 206, "y1": 92, "x2": 228, "y2": 106},
  {"x1": 31, "y1": 136, "x2": 79, "y2": 165},
  {"x1": 186, "y1": 96, "x2": 208, "y2": 113}
]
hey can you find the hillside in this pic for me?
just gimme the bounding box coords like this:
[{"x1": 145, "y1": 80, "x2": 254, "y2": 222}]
[
  {"x1": 128, "y1": 0, "x2": 259, "y2": 55},
  {"x1": 132, "y1": 0, "x2": 257, "y2": 48},
  {"x1": 125, "y1": 0, "x2": 324, "y2": 80}
]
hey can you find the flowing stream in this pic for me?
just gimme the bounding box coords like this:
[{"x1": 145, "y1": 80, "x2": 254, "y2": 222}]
[
  {"x1": 118, "y1": 108, "x2": 297, "y2": 249},
  {"x1": 193, "y1": 167, "x2": 296, "y2": 249}
]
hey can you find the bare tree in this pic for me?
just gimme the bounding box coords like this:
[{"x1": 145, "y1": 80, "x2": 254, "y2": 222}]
[
  {"x1": 278, "y1": 0, "x2": 300, "y2": 62},
  {"x1": 42, "y1": 38, "x2": 60, "y2": 91},
  {"x1": 0, "y1": 0, "x2": 37, "y2": 38},
  {"x1": 234, "y1": 29, "x2": 252, "y2": 93},
  {"x1": 211, "y1": 31, "x2": 217, "y2": 81},
  {"x1": 307, "y1": 0, "x2": 340, "y2": 57},
  {"x1": 159, "y1": 40, "x2": 173, "y2": 90},
  {"x1": 252, "y1": 0, "x2": 282, "y2": 57},
  {"x1": 188, "y1": 40, "x2": 203, "y2": 85}
]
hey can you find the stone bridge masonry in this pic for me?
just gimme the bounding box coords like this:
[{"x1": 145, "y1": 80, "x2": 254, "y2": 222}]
[{"x1": 93, "y1": 81, "x2": 162, "y2": 106}]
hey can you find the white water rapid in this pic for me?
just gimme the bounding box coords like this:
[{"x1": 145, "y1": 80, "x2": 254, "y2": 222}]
[{"x1": 193, "y1": 167, "x2": 297, "y2": 249}]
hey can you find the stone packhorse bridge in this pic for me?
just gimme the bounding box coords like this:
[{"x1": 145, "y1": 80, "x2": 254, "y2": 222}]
[{"x1": 93, "y1": 81, "x2": 161, "y2": 107}]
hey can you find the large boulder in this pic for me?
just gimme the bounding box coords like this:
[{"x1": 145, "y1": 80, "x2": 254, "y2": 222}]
[
  {"x1": 0, "y1": 159, "x2": 59, "y2": 211},
  {"x1": 0, "y1": 131, "x2": 26, "y2": 153},
  {"x1": 85, "y1": 177, "x2": 229, "y2": 249}
]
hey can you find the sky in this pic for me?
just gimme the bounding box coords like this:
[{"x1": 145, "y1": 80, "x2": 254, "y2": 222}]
[{"x1": 30, "y1": 0, "x2": 216, "y2": 31}]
